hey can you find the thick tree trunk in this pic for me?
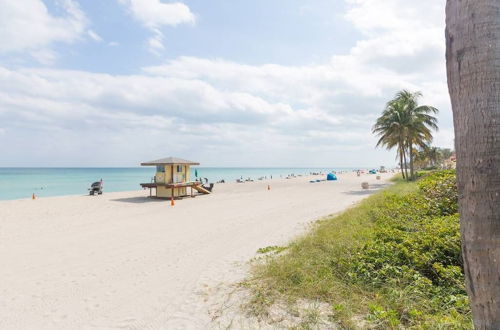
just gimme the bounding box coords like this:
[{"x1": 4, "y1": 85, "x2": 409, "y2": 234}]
[{"x1": 446, "y1": 1, "x2": 500, "y2": 328}]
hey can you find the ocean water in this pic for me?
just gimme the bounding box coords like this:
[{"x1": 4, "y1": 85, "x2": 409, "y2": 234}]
[{"x1": 0, "y1": 167, "x2": 357, "y2": 200}]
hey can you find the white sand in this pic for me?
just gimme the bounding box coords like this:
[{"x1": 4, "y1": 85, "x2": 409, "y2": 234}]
[{"x1": 0, "y1": 172, "x2": 392, "y2": 329}]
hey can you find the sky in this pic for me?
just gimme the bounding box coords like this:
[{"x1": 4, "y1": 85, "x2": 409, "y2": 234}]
[{"x1": 0, "y1": 0, "x2": 453, "y2": 167}]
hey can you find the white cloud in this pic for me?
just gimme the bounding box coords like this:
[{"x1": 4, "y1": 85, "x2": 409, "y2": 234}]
[
  {"x1": 29, "y1": 49, "x2": 58, "y2": 65},
  {"x1": 119, "y1": 0, "x2": 195, "y2": 28},
  {"x1": 140, "y1": 0, "x2": 447, "y2": 107},
  {"x1": 0, "y1": 0, "x2": 89, "y2": 62},
  {"x1": 148, "y1": 29, "x2": 165, "y2": 55},
  {"x1": 88, "y1": 29, "x2": 103, "y2": 42},
  {"x1": 118, "y1": 0, "x2": 195, "y2": 54},
  {"x1": 345, "y1": 0, "x2": 443, "y2": 32},
  {"x1": 0, "y1": 0, "x2": 453, "y2": 166},
  {"x1": 344, "y1": 0, "x2": 445, "y2": 72},
  {"x1": 0, "y1": 64, "x2": 377, "y2": 166}
]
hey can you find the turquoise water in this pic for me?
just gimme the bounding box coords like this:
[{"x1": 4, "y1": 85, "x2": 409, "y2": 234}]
[{"x1": 0, "y1": 167, "x2": 356, "y2": 200}]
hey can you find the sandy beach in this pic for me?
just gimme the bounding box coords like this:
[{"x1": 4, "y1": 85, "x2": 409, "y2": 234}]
[{"x1": 0, "y1": 172, "x2": 392, "y2": 329}]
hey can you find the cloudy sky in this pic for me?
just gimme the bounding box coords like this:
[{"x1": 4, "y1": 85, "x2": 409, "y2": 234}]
[{"x1": 0, "y1": 0, "x2": 453, "y2": 167}]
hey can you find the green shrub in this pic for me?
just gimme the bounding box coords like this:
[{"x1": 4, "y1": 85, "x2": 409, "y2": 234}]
[
  {"x1": 418, "y1": 170, "x2": 458, "y2": 216},
  {"x1": 340, "y1": 171, "x2": 465, "y2": 326},
  {"x1": 245, "y1": 170, "x2": 471, "y2": 328}
]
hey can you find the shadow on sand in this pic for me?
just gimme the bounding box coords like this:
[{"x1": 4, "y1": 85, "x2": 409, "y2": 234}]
[
  {"x1": 343, "y1": 189, "x2": 375, "y2": 196},
  {"x1": 343, "y1": 183, "x2": 391, "y2": 196},
  {"x1": 370, "y1": 183, "x2": 391, "y2": 189},
  {"x1": 110, "y1": 196, "x2": 167, "y2": 204}
]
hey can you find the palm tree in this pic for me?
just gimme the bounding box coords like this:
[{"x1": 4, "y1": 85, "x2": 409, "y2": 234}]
[
  {"x1": 440, "y1": 148, "x2": 453, "y2": 161},
  {"x1": 414, "y1": 146, "x2": 443, "y2": 169},
  {"x1": 372, "y1": 99, "x2": 409, "y2": 179},
  {"x1": 373, "y1": 90, "x2": 438, "y2": 181},
  {"x1": 446, "y1": 0, "x2": 500, "y2": 327},
  {"x1": 426, "y1": 146, "x2": 442, "y2": 167},
  {"x1": 390, "y1": 90, "x2": 439, "y2": 180}
]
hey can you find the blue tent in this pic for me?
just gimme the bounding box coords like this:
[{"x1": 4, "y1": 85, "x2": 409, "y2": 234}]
[{"x1": 327, "y1": 173, "x2": 337, "y2": 181}]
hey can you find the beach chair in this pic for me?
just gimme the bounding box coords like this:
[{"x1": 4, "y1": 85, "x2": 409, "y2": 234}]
[{"x1": 203, "y1": 183, "x2": 214, "y2": 192}]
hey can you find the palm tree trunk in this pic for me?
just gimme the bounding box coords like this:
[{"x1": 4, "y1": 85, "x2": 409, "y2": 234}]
[
  {"x1": 409, "y1": 140, "x2": 414, "y2": 180},
  {"x1": 399, "y1": 146, "x2": 405, "y2": 179},
  {"x1": 399, "y1": 137, "x2": 409, "y2": 180},
  {"x1": 446, "y1": 1, "x2": 500, "y2": 328},
  {"x1": 402, "y1": 147, "x2": 409, "y2": 181}
]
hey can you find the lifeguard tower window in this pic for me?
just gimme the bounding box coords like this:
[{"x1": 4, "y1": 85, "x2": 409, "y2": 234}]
[
  {"x1": 157, "y1": 165, "x2": 165, "y2": 172},
  {"x1": 176, "y1": 165, "x2": 182, "y2": 172}
]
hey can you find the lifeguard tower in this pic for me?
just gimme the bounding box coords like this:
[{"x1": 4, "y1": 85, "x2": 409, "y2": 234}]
[{"x1": 140, "y1": 157, "x2": 211, "y2": 198}]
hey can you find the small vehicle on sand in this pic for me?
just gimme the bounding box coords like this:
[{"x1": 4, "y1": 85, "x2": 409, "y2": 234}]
[{"x1": 89, "y1": 181, "x2": 103, "y2": 195}]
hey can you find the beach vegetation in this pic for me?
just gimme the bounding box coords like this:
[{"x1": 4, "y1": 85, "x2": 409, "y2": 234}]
[
  {"x1": 242, "y1": 170, "x2": 471, "y2": 328},
  {"x1": 257, "y1": 245, "x2": 287, "y2": 255}
]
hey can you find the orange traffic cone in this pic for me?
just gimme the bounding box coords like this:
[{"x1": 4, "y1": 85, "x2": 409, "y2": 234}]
[
  {"x1": 171, "y1": 196, "x2": 175, "y2": 206},
  {"x1": 32, "y1": 193, "x2": 36, "y2": 200}
]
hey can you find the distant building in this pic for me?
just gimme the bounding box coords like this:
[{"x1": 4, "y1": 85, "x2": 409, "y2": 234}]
[{"x1": 444, "y1": 153, "x2": 457, "y2": 169}]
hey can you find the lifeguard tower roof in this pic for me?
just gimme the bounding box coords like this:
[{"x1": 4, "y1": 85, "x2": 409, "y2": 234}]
[{"x1": 141, "y1": 157, "x2": 200, "y2": 166}]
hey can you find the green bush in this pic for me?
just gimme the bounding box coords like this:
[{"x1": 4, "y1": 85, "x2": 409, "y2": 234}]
[
  {"x1": 245, "y1": 170, "x2": 471, "y2": 328},
  {"x1": 418, "y1": 170, "x2": 458, "y2": 216},
  {"x1": 340, "y1": 171, "x2": 466, "y2": 326}
]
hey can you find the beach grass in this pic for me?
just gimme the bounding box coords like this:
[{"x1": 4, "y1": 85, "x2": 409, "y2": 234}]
[{"x1": 243, "y1": 171, "x2": 471, "y2": 329}]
